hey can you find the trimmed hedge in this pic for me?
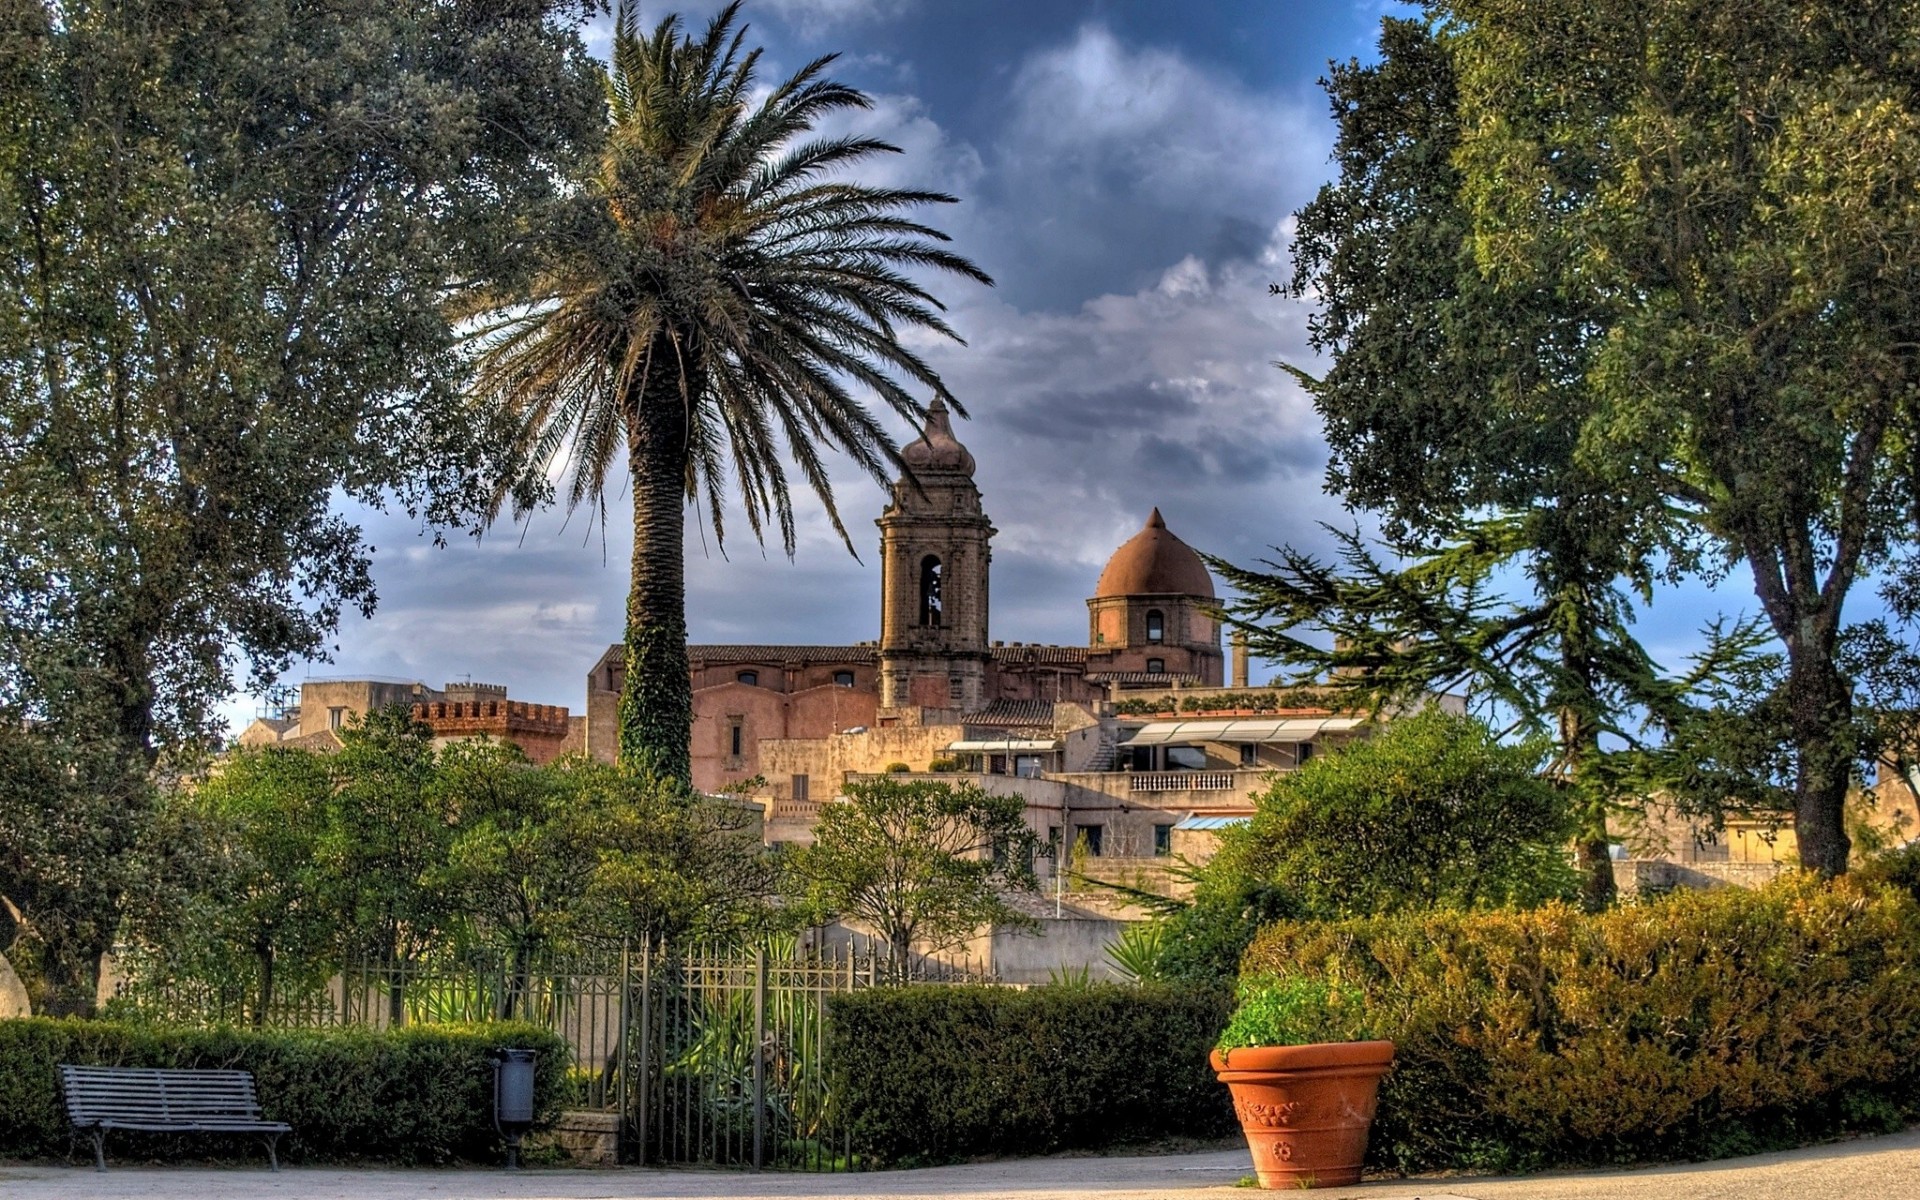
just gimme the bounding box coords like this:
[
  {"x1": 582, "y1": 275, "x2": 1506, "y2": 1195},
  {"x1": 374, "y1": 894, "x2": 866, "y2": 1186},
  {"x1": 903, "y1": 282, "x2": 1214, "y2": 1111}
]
[
  {"x1": 1240, "y1": 874, "x2": 1920, "y2": 1173},
  {"x1": 828, "y1": 983, "x2": 1235, "y2": 1166},
  {"x1": 0, "y1": 1019, "x2": 569, "y2": 1164}
]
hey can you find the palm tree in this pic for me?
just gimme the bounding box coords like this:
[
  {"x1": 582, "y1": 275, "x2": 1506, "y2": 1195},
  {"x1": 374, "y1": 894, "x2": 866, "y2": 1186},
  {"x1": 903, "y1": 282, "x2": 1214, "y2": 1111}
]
[{"x1": 466, "y1": 2, "x2": 992, "y2": 784}]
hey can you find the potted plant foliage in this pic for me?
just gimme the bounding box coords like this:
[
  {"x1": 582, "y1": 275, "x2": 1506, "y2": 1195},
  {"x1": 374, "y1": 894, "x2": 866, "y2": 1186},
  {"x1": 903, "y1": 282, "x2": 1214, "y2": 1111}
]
[{"x1": 1211, "y1": 975, "x2": 1393, "y2": 1189}]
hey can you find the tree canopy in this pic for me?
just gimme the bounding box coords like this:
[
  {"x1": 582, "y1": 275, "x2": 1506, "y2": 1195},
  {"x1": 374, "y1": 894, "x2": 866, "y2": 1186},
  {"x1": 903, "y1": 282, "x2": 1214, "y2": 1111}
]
[
  {"x1": 784, "y1": 777, "x2": 1041, "y2": 964},
  {"x1": 1206, "y1": 707, "x2": 1578, "y2": 921},
  {"x1": 0, "y1": 0, "x2": 604, "y2": 1012},
  {"x1": 1446, "y1": 0, "x2": 1920, "y2": 875},
  {"x1": 1276, "y1": 4, "x2": 1920, "y2": 875}
]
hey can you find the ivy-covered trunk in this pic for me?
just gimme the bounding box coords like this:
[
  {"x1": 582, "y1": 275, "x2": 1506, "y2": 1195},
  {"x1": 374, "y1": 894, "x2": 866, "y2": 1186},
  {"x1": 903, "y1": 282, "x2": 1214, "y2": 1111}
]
[{"x1": 619, "y1": 344, "x2": 697, "y2": 787}]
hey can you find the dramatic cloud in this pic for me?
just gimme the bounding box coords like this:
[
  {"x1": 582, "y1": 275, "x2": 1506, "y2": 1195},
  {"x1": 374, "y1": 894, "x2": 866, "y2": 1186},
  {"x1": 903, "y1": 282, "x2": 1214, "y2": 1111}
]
[{"x1": 244, "y1": 16, "x2": 1358, "y2": 721}]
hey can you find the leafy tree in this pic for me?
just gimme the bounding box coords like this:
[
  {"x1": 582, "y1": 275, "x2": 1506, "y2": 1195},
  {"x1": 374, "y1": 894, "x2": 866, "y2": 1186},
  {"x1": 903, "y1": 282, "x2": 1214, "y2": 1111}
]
[
  {"x1": 1204, "y1": 707, "x2": 1578, "y2": 921},
  {"x1": 317, "y1": 708, "x2": 453, "y2": 1020},
  {"x1": 151, "y1": 748, "x2": 333, "y2": 1024},
  {"x1": 785, "y1": 778, "x2": 1041, "y2": 964},
  {"x1": 561, "y1": 761, "x2": 783, "y2": 947},
  {"x1": 467, "y1": 2, "x2": 991, "y2": 783},
  {"x1": 0, "y1": 714, "x2": 151, "y2": 1015},
  {"x1": 1431, "y1": 0, "x2": 1920, "y2": 874},
  {"x1": 0, "y1": 0, "x2": 603, "y2": 1011},
  {"x1": 1271, "y1": 17, "x2": 1778, "y2": 909},
  {"x1": 433, "y1": 739, "x2": 586, "y2": 998}
]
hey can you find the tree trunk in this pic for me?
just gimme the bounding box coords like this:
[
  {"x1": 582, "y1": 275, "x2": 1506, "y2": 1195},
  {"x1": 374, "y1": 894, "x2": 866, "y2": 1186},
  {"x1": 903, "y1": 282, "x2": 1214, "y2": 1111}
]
[
  {"x1": 1558, "y1": 648, "x2": 1616, "y2": 911},
  {"x1": 32, "y1": 933, "x2": 111, "y2": 1017},
  {"x1": 619, "y1": 341, "x2": 697, "y2": 787},
  {"x1": 1787, "y1": 652, "x2": 1853, "y2": 876}
]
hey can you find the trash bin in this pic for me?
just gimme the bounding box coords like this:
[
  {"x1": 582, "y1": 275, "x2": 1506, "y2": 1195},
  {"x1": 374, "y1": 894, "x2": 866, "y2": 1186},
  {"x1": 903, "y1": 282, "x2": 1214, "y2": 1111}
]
[{"x1": 490, "y1": 1048, "x2": 537, "y2": 1169}]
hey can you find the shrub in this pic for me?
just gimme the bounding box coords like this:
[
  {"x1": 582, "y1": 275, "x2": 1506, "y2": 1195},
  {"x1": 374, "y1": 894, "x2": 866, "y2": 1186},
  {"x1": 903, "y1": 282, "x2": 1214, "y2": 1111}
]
[
  {"x1": 1239, "y1": 874, "x2": 1920, "y2": 1172},
  {"x1": 1209, "y1": 708, "x2": 1577, "y2": 921},
  {"x1": 1216, "y1": 976, "x2": 1372, "y2": 1052},
  {"x1": 1856, "y1": 842, "x2": 1920, "y2": 906},
  {"x1": 828, "y1": 983, "x2": 1235, "y2": 1165},
  {"x1": 0, "y1": 1019, "x2": 568, "y2": 1164},
  {"x1": 883, "y1": 761, "x2": 911, "y2": 774}
]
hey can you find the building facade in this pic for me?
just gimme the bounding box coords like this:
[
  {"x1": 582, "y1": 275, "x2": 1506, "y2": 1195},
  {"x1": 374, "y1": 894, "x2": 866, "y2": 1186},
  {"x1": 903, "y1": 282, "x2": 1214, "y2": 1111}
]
[
  {"x1": 583, "y1": 400, "x2": 1236, "y2": 794},
  {"x1": 239, "y1": 678, "x2": 583, "y2": 763}
]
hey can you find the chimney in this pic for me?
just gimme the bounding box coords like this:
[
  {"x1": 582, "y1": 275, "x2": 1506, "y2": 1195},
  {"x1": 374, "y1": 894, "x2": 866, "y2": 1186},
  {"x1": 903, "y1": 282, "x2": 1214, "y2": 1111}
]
[{"x1": 1232, "y1": 630, "x2": 1249, "y2": 689}]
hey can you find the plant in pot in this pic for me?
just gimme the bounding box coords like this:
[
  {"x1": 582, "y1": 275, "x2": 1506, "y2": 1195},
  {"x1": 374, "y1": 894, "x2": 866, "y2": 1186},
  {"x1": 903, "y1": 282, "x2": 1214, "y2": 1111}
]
[{"x1": 1212, "y1": 974, "x2": 1393, "y2": 1189}]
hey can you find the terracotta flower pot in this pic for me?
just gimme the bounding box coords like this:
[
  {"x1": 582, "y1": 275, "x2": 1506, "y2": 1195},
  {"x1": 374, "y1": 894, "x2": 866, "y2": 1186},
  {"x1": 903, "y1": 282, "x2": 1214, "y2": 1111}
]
[{"x1": 1211, "y1": 1040, "x2": 1394, "y2": 1189}]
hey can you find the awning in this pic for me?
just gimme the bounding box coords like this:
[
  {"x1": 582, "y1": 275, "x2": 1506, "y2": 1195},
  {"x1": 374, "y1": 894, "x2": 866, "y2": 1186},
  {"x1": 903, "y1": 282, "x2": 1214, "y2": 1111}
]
[
  {"x1": 945, "y1": 739, "x2": 1062, "y2": 753},
  {"x1": 1173, "y1": 815, "x2": 1251, "y2": 831},
  {"x1": 1118, "y1": 717, "x2": 1366, "y2": 747}
]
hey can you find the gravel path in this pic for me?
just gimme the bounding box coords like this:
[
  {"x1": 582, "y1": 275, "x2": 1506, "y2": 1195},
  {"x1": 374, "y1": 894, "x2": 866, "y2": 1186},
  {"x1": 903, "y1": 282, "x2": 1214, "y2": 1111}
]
[{"x1": 2, "y1": 1128, "x2": 1918, "y2": 1199}]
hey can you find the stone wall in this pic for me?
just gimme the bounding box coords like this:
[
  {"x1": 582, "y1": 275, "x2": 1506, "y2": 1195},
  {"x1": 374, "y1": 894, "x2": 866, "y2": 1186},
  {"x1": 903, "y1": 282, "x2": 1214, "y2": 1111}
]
[
  {"x1": 1615, "y1": 858, "x2": 1792, "y2": 895},
  {"x1": 527, "y1": 1110, "x2": 619, "y2": 1166}
]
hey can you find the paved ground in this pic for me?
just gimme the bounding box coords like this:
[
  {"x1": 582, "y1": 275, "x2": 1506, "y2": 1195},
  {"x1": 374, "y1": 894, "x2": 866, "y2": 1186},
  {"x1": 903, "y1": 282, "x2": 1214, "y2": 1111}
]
[{"x1": 4, "y1": 1128, "x2": 1920, "y2": 1199}]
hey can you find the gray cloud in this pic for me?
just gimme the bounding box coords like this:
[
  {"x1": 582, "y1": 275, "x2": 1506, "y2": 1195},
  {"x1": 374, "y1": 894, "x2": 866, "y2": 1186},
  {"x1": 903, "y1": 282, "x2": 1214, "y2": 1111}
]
[{"x1": 232, "y1": 19, "x2": 1360, "y2": 725}]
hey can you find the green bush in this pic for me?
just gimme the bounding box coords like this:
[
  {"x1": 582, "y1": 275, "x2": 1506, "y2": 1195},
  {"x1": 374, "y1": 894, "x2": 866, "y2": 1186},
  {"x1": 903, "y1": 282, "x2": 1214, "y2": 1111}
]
[
  {"x1": 0, "y1": 1019, "x2": 569, "y2": 1164},
  {"x1": 1856, "y1": 842, "x2": 1920, "y2": 906},
  {"x1": 1240, "y1": 874, "x2": 1920, "y2": 1173},
  {"x1": 1216, "y1": 976, "x2": 1372, "y2": 1052},
  {"x1": 1209, "y1": 708, "x2": 1578, "y2": 921},
  {"x1": 828, "y1": 983, "x2": 1235, "y2": 1165}
]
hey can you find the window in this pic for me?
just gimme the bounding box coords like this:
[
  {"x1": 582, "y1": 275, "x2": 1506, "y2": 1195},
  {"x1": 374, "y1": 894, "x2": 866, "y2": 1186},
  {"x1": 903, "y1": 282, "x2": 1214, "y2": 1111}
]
[
  {"x1": 737, "y1": 670, "x2": 759, "y2": 686},
  {"x1": 919, "y1": 555, "x2": 943, "y2": 627},
  {"x1": 1127, "y1": 744, "x2": 1155, "y2": 772},
  {"x1": 1153, "y1": 824, "x2": 1174, "y2": 857},
  {"x1": 1014, "y1": 754, "x2": 1043, "y2": 778},
  {"x1": 948, "y1": 674, "x2": 964, "y2": 702},
  {"x1": 728, "y1": 717, "x2": 744, "y2": 759},
  {"x1": 1074, "y1": 824, "x2": 1104, "y2": 857},
  {"x1": 1299, "y1": 741, "x2": 1316, "y2": 765},
  {"x1": 328, "y1": 706, "x2": 346, "y2": 731},
  {"x1": 1240, "y1": 743, "x2": 1258, "y2": 768},
  {"x1": 834, "y1": 670, "x2": 855, "y2": 687},
  {"x1": 1145, "y1": 609, "x2": 1164, "y2": 643},
  {"x1": 1165, "y1": 745, "x2": 1206, "y2": 771},
  {"x1": 791, "y1": 774, "x2": 810, "y2": 802},
  {"x1": 1146, "y1": 658, "x2": 1165, "y2": 674}
]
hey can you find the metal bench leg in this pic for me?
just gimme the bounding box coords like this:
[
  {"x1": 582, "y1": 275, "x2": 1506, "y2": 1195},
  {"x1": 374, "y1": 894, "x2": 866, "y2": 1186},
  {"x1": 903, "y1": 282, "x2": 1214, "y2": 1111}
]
[
  {"x1": 90, "y1": 1128, "x2": 106, "y2": 1173},
  {"x1": 264, "y1": 1131, "x2": 281, "y2": 1172}
]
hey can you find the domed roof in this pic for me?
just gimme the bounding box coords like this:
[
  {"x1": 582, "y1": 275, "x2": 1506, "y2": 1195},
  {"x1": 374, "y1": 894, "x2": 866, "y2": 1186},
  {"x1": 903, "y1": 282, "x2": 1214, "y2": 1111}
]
[
  {"x1": 900, "y1": 396, "x2": 975, "y2": 475},
  {"x1": 1095, "y1": 509, "x2": 1215, "y2": 599}
]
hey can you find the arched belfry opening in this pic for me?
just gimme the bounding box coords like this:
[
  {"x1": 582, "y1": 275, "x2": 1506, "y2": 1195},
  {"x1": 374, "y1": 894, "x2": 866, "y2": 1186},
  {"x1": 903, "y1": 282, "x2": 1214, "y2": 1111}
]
[{"x1": 919, "y1": 555, "x2": 944, "y2": 627}]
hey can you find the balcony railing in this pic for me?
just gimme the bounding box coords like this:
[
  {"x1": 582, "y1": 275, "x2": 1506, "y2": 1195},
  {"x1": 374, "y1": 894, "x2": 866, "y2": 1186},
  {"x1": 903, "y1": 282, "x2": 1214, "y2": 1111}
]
[{"x1": 1128, "y1": 771, "x2": 1238, "y2": 793}]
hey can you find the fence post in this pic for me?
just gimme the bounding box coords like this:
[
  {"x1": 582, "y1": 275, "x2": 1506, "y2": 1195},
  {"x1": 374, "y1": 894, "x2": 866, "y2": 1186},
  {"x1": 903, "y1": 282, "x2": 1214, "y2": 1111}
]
[
  {"x1": 617, "y1": 940, "x2": 631, "y2": 1161},
  {"x1": 752, "y1": 946, "x2": 767, "y2": 1171},
  {"x1": 635, "y1": 938, "x2": 651, "y2": 1167}
]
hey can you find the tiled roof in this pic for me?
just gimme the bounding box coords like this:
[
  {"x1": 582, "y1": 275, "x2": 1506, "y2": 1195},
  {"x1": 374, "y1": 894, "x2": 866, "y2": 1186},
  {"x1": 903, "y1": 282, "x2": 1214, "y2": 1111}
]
[
  {"x1": 278, "y1": 729, "x2": 343, "y2": 753},
  {"x1": 964, "y1": 699, "x2": 1059, "y2": 727},
  {"x1": 1085, "y1": 671, "x2": 1203, "y2": 685},
  {"x1": 990, "y1": 645, "x2": 1089, "y2": 665},
  {"x1": 685, "y1": 644, "x2": 878, "y2": 664}
]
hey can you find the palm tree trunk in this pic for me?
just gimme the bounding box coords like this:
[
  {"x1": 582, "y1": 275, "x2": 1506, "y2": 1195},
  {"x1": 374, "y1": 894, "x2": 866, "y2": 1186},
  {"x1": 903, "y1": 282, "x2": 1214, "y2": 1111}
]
[{"x1": 620, "y1": 347, "x2": 696, "y2": 786}]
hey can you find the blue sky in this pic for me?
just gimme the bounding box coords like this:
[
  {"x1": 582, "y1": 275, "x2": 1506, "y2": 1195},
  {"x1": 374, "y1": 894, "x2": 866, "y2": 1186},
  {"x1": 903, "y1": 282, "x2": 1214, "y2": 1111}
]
[{"x1": 245, "y1": 0, "x2": 1778, "y2": 724}]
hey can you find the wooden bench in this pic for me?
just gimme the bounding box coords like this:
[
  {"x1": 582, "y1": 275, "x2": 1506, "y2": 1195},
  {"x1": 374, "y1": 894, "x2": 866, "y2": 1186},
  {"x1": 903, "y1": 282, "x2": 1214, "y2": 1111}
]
[{"x1": 58, "y1": 1064, "x2": 290, "y2": 1171}]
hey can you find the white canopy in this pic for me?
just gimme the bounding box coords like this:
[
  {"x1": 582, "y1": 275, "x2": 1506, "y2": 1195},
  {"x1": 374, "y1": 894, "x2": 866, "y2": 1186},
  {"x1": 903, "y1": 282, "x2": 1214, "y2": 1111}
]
[
  {"x1": 945, "y1": 738, "x2": 1062, "y2": 753},
  {"x1": 1118, "y1": 716, "x2": 1365, "y2": 747}
]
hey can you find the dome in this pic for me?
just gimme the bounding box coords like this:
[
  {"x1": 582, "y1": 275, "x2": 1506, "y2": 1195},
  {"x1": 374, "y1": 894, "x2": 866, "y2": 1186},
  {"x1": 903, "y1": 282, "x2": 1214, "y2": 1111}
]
[
  {"x1": 900, "y1": 396, "x2": 975, "y2": 475},
  {"x1": 1094, "y1": 508, "x2": 1215, "y2": 599}
]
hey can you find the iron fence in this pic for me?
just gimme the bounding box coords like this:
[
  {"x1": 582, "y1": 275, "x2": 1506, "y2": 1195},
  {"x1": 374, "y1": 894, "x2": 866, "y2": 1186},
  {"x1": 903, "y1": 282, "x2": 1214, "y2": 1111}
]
[{"x1": 110, "y1": 937, "x2": 998, "y2": 1168}]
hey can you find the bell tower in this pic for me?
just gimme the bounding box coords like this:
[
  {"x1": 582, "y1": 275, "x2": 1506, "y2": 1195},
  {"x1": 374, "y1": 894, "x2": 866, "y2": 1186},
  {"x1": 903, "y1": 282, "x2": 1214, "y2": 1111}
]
[{"x1": 878, "y1": 397, "x2": 994, "y2": 710}]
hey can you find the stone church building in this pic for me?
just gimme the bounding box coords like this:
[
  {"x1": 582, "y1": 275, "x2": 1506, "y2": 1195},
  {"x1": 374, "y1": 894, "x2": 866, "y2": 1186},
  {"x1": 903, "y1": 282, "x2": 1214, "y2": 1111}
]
[{"x1": 582, "y1": 397, "x2": 1234, "y2": 794}]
